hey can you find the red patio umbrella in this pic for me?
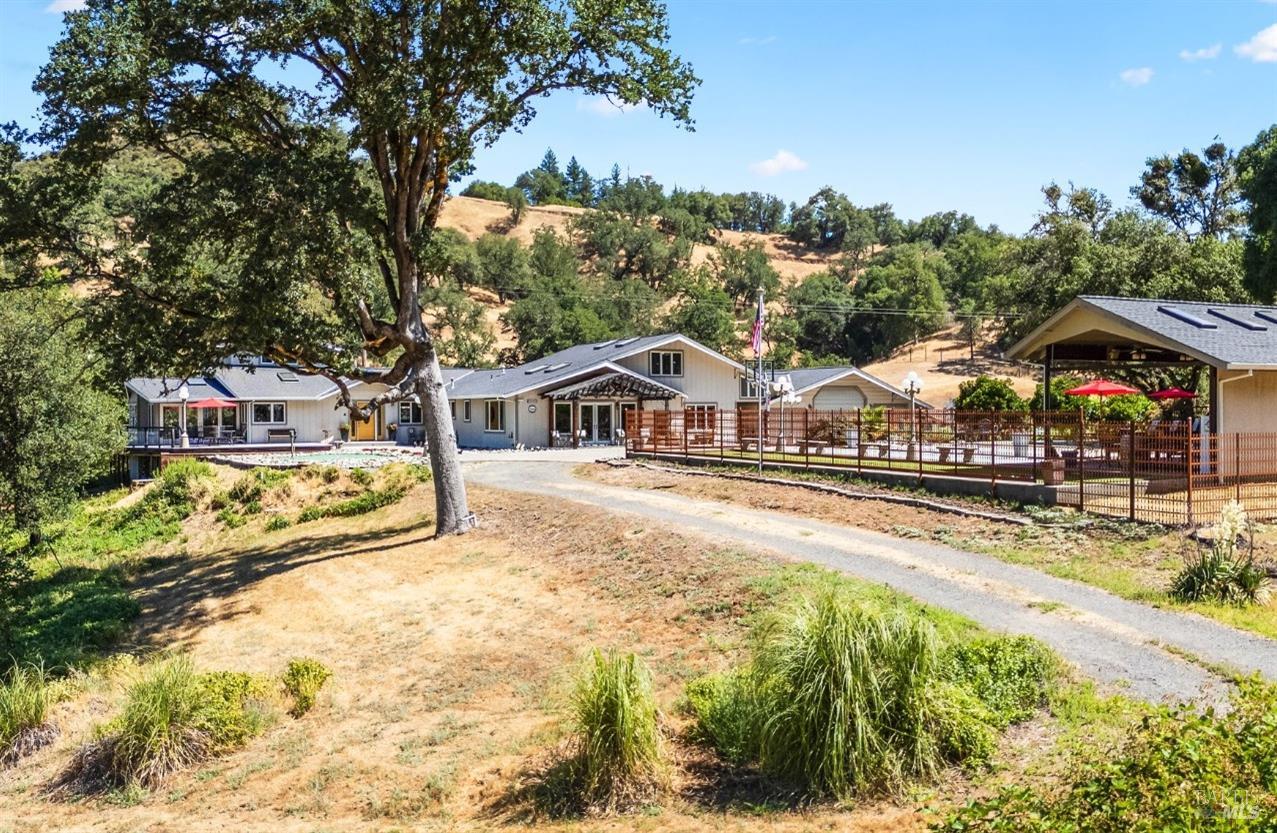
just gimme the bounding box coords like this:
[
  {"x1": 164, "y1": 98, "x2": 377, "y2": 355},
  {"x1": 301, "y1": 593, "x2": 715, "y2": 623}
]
[
  {"x1": 1063, "y1": 379, "x2": 1141, "y2": 397},
  {"x1": 1147, "y1": 387, "x2": 1197, "y2": 400},
  {"x1": 187, "y1": 397, "x2": 238, "y2": 409}
]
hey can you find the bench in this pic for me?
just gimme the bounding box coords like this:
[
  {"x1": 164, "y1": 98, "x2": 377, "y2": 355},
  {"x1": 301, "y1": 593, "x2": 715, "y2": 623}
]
[{"x1": 266, "y1": 428, "x2": 296, "y2": 446}]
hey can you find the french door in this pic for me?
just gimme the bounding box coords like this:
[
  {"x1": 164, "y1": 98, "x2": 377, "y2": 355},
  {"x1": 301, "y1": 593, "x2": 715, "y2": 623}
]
[{"x1": 579, "y1": 403, "x2": 614, "y2": 444}]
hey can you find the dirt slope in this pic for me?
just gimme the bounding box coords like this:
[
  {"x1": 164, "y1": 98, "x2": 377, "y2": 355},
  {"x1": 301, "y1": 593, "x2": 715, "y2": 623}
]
[{"x1": 862, "y1": 325, "x2": 1039, "y2": 407}]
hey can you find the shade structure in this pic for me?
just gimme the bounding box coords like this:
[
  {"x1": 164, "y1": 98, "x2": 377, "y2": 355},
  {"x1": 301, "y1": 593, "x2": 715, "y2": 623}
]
[
  {"x1": 187, "y1": 397, "x2": 238, "y2": 409},
  {"x1": 1147, "y1": 387, "x2": 1197, "y2": 400},
  {"x1": 1064, "y1": 379, "x2": 1141, "y2": 397}
]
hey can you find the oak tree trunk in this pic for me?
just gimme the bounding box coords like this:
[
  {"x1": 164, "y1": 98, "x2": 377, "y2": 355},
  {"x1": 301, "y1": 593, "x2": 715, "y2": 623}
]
[{"x1": 415, "y1": 350, "x2": 473, "y2": 535}]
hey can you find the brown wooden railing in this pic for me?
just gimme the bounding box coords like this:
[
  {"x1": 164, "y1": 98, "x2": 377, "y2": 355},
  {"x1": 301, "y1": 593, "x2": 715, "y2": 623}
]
[{"x1": 623, "y1": 408, "x2": 1277, "y2": 526}]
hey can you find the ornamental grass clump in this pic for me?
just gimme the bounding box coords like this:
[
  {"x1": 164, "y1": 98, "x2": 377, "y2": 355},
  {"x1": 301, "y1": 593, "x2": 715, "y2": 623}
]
[
  {"x1": 685, "y1": 591, "x2": 1049, "y2": 801},
  {"x1": 0, "y1": 663, "x2": 57, "y2": 766},
  {"x1": 751, "y1": 592, "x2": 977, "y2": 798},
  {"x1": 1172, "y1": 501, "x2": 1271, "y2": 606},
  {"x1": 55, "y1": 657, "x2": 274, "y2": 792},
  {"x1": 562, "y1": 649, "x2": 663, "y2": 812}
]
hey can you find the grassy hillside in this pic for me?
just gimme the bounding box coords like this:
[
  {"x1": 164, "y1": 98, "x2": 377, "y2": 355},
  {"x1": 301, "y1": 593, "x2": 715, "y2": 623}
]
[{"x1": 0, "y1": 463, "x2": 1135, "y2": 831}]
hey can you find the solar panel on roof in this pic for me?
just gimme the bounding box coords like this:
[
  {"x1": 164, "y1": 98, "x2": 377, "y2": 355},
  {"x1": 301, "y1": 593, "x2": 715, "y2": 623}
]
[
  {"x1": 545, "y1": 362, "x2": 570, "y2": 371},
  {"x1": 523, "y1": 364, "x2": 547, "y2": 374},
  {"x1": 1157, "y1": 305, "x2": 1217, "y2": 329},
  {"x1": 612, "y1": 337, "x2": 640, "y2": 347},
  {"x1": 1206, "y1": 308, "x2": 1267, "y2": 331}
]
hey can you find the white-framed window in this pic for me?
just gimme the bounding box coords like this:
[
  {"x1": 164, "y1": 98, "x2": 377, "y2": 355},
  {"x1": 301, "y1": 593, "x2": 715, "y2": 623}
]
[
  {"x1": 739, "y1": 376, "x2": 762, "y2": 399},
  {"x1": 485, "y1": 399, "x2": 505, "y2": 432},
  {"x1": 463, "y1": 400, "x2": 472, "y2": 422},
  {"x1": 649, "y1": 350, "x2": 683, "y2": 376},
  {"x1": 398, "y1": 402, "x2": 423, "y2": 424},
  {"x1": 554, "y1": 401, "x2": 572, "y2": 435},
  {"x1": 252, "y1": 402, "x2": 287, "y2": 424},
  {"x1": 686, "y1": 403, "x2": 716, "y2": 431}
]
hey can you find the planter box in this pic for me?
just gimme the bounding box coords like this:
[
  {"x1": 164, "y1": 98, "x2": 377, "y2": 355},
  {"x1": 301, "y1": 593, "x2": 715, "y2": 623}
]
[{"x1": 1041, "y1": 458, "x2": 1065, "y2": 486}]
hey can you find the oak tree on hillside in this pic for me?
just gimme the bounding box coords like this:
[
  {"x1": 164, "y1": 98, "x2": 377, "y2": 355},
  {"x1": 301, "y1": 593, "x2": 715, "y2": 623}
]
[{"x1": 4, "y1": 0, "x2": 697, "y2": 535}]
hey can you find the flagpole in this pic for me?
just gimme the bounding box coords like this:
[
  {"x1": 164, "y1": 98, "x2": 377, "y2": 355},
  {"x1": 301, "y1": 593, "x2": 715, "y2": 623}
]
[{"x1": 756, "y1": 287, "x2": 764, "y2": 474}]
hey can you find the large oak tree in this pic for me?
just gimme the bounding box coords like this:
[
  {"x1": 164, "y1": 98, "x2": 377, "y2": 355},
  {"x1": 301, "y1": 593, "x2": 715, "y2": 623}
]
[{"x1": 4, "y1": 0, "x2": 696, "y2": 534}]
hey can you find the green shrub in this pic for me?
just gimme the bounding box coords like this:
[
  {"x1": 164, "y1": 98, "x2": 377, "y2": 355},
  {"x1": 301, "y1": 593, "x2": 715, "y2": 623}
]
[
  {"x1": 243, "y1": 499, "x2": 262, "y2": 515},
  {"x1": 941, "y1": 635, "x2": 1055, "y2": 727},
  {"x1": 281, "y1": 658, "x2": 332, "y2": 717},
  {"x1": 1172, "y1": 501, "x2": 1271, "y2": 606},
  {"x1": 216, "y1": 508, "x2": 244, "y2": 529},
  {"x1": 295, "y1": 488, "x2": 406, "y2": 524},
  {"x1": 58, "y1": 658, "x2": 273, "y2": 791},
  {"x1": 683, "y1": 670, "x2": 762, "y2": 765},
  {"x1": 565, "y1": 649, "x2": 663, "y2": 810},
  {"x1": 349, "y1": 467, "x2": 374, "y2": 488},
  {"x1": 297, "y1": 505, "x2": 325, "y2": 524},
  {"x1": 228, "y1": 467, "x2": 289, "y2": 504},
  {"x1": 0, "y1": 664, "x2": 56, "y2": 765},
  {"x1": 264, "y1": 515, "x2": 291, "y2": 532},
  {"x1": 954, "y1": 376, "x2": 1029, "y2": 412},
  {"x1": 935, "y1": 679, "x2": 1277, "y2": 832}
]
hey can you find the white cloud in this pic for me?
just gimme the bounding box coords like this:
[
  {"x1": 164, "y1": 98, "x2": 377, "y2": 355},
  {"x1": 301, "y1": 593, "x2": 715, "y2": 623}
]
[
  {"x1": 1236, "y1": 23, "x2": 1277, "y2": 62},
  {"x1": 749, "y1": 149, "x2": 808, "y2": 177},
  {"x1": 44, "y1": 0, "x2": 87, "y2": 12},
  {"x1": 738, "y1": 35, "x2": 777, "y2": 46},
  {"x1": 1178, "y1": 43, "x2": 1221, "y2": 61},
  {"x1": 1119, "y1": 66, "x2": 1154, "y2": 86},
  {"x1": 576, "y1": 96, "x2": 639, "y2": 117}
]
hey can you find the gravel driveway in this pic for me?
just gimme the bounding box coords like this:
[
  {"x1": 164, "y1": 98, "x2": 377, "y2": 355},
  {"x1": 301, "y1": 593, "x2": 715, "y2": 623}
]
[{"x1": 466, "y1": 459, "x2": 1277, "y2": 705}]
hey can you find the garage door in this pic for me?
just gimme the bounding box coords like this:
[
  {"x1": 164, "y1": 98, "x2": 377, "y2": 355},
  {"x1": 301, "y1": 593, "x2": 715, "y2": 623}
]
[{"x1": 811, "y1": 385, "x2": 866, "y2": 411}]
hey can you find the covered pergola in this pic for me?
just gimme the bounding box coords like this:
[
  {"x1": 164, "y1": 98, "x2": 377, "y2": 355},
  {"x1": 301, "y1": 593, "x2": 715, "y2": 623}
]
[
  {"x1": 1006, "y1": 295, "x2": 1277, "y2": 436},
  {"x1": 541, "y1": 369, "x2": 682, "y2": 447}
]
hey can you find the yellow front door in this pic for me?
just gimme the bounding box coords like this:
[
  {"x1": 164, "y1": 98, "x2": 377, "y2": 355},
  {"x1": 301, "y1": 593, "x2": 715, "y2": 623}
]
[{"x1": 352, "y1": 404, "x2": 379, "y2": 441}]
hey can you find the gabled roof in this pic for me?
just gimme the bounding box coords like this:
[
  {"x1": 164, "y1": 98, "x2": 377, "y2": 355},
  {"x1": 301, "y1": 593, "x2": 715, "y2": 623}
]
[
  {"x1": 542, "y1": 369, "x2": 684, "y2": 400},
  {"x1": 128, "y1": 365, "x2": 346, "y2": 402},
  {"x1": 444, "y1": 333, "x2": 744, "y2": 399},
  {"x1": 779, "y1": 366, "x2": 931, "y2": 408},
  {"x1": 1006, "y1": 296, "x2": 1277, "y2": 369}
]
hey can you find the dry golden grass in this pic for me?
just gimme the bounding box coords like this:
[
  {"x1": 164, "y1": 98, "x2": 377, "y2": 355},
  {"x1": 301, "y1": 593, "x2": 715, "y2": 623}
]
[
  {"x1": 862, "y1": 324, "x2": 1038, "y2": 407},
  {"x1": 3, "y1": 469, "x2": 965, "y2": 832}
]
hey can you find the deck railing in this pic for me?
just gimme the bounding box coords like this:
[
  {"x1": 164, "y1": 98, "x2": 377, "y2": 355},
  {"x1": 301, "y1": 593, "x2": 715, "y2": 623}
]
[{"x1": 624, "y1": 408, "x2": 1277, "y2": 526}]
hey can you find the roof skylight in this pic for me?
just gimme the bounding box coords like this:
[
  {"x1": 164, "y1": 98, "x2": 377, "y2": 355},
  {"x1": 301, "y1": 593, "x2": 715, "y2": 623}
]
[
  {"x1": 1157, "y1": 305, "x2": 1217, "y2": 329},
  {"x1": 1206, "y1": 308, "x2": 1267, "y2": 331}
]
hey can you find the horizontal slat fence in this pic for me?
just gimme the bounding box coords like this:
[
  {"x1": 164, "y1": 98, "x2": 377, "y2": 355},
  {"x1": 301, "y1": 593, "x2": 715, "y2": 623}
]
[{"x1": 624, "y1": 408, "x2": 1277, "y2": 527}]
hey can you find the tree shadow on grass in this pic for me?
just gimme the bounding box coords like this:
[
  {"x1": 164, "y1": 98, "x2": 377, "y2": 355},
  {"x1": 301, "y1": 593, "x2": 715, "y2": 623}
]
[
  {"x1": 128, "y1": 516, "x2": 437, "y2": 649},
  {"x1": 1, "y1": 564, "x2": 141, "y2": 672}
]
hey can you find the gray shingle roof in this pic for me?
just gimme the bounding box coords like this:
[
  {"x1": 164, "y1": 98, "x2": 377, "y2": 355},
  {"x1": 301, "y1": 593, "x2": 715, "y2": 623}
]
[
  {"x1": 1013, "y1": 296, "x2": 1277, "y2": 369},
  {"x1": 128, "y1": 366, "x2": 338, "y2": 402},
  {"x1": 779, "y1": 366, "x2": 925, "y2": 406},
  {"x1": 444, "y1": 333, "x2": 740, "y2": 399}
]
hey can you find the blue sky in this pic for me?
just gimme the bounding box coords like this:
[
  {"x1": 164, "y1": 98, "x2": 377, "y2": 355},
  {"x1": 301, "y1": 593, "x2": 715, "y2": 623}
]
[{"x1": 2, "y1": 0, "x2": 1275, "y2": 232}]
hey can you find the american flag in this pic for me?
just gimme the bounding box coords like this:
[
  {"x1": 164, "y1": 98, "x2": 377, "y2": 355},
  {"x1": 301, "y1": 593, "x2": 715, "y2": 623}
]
[{"x1": 750, "y1": 293, "x2": 765, "y2": 355}]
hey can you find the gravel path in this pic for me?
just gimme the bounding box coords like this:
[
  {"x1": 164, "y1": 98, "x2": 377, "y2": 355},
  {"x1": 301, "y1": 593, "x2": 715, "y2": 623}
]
[{"x1": 466, "y1": 459, "x2": 1277, "y2": 706}]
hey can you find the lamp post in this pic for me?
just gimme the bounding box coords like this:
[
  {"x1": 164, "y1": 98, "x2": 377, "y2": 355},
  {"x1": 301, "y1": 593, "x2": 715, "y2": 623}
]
[
  {"x1": 178, "y1": 382, "x2": 191, "y2": 448},
  {"x1": 902, "y1": 371, "x2": 922, "y2": 460}
]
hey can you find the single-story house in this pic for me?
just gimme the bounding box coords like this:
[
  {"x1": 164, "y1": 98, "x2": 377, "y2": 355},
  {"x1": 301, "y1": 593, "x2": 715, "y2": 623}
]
[
  {"x1": 439, "y1": 334, "x2": 923, "y2": 450},
  {"x1": 123, "y1": 334, "x2": 919, "y2": 474}
]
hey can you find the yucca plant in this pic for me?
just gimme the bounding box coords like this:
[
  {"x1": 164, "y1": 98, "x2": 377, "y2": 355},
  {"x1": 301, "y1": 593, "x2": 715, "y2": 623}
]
[
  {"x1": 752, "y1": 591, "x2": 955, "y2": 798},
  {"x1": 0, "y1": 663, "x2": 56, "y2": 765},
  {"x1": 1172, "y1": 501, "x2": 1271, "y2": 606},
  {"x1": 567, "y1": 648, "x2": 663, "y2": 809}
]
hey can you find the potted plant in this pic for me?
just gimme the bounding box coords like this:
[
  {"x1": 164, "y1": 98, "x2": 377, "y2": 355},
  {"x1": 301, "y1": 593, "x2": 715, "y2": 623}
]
[
  {"x1": 339, "y1": 420, "x2": 350, "y2": 442},
  {"x1": 388, "y1": 421, "x2": 399, "y2": 442}
]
